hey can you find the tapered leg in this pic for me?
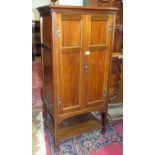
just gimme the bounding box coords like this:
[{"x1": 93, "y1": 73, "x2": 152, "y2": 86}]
[
  {"x1": 43, "y1": 103, "x2": 48, "y2": 122},
  {"x1": 54, "y1": 120, "x2": 60, "y2": 150},
  {"x1": 54, "y1": 138, "x2": 60, "y2": 151},
  {"x1": 101, "y1": 112, "x2": 107, "y2": 134}
]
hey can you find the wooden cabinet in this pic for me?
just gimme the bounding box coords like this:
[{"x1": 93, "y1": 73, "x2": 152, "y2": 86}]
[{"x1": 38, "y1": 5, "x2": 118, "y2": 149}]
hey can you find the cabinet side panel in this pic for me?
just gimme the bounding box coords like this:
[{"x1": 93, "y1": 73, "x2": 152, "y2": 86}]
[
  {"x1": 43, "y1": 49, "x2": 53, "y2": 104},
  {"x1": 41, "y1": 15, "x2": 54, "y2": 112},
  {"x1": 42, "y1": 15, "x2": 52, "y2": 46}
]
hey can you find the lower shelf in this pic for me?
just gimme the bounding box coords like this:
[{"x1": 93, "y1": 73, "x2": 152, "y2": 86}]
[{"x1": 49, "y1": 113, "x2": 102, "y2": 141}]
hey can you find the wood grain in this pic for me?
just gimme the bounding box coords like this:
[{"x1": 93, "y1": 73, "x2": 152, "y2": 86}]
[{"x1": 38, "y1": 5, "x2": 117, "y2": 149}]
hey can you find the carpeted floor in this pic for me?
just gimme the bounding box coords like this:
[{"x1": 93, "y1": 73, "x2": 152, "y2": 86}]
[
  {"x1": 32, "y1": 60, "x2": 47, "y2": 155},
  {"x1": 32, "y1": 110, "x2": 47, "y2": 155},
  {"x1": 32, "y1": 59, "x2": 123, "y2": 155},
  {"x1": 32, "y1": 61, "x2": 43, "y2": 110}
]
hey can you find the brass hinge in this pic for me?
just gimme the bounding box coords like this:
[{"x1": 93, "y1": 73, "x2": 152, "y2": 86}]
[
  {"x1": 57, "y1": 96, "x2": 62, "y2": 105},
  {"x1": 108, "y1": 24, "x2": 112, "y2": 33},
  {"x1": 56, "y1": 28, "x2": 61, "y2": 37},
  {"x1": 104, "y1": 90, "x2": 108, "y2": 96}
]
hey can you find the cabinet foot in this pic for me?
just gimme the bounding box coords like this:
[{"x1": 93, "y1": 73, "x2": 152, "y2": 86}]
[
  {"x1": 43, "y1": 103, "x2": 48, "y2": 121},
  {"x1": 54, "y1": 140, "x2": 59, "y2": 150},
  {"x1": 101, "y1": 112, "x2": 107, "y2": 134}
]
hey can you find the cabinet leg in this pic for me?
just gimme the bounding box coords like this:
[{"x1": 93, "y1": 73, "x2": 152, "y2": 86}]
[
  {"x1": 101, "y1": 112, "x2": 107, "y2": 134},
  {"x1": 54, "y1": 139, "x2": 59, "y2": 150},
  {"x1": 43, "y1": 103, "x2": 48, "y2": 120}
]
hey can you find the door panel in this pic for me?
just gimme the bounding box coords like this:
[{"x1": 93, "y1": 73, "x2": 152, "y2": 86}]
[
  {"x1": 57, "y1": 14, "x2": 85, "y2": 114},
  {"x1": 61, "y1": 53, "x2": 80, "y2": 109},
  {"x1": 62, "y1": 20, "x2": 81, "y2": 47},
  {"x1": 91, "y1": 20, "x2": 106, "y2": 45},
  {"x1": 85, "y1": 14, "x2": 113, "y2": 106},
  {"x1": 87, "y1": 51, "x2": 106, "y2": 103}
]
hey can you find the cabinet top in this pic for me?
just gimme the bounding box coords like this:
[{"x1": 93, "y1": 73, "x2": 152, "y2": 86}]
[{"x1": 38, "y1": 5, "x2": 119, "y2": 14}]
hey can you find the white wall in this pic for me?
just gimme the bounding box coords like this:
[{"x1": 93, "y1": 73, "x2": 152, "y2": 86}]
[
  {"x1": 58, "y1": 0, "x2": 83, "y2": 6},
  {"x1": 32, "y1": 0, "x2": 51, "y2": 21},
  {"x1": 32, "y1": 0, "x2": 83, "y2": 21},
  {"x1": 32, "y1": 0, "x2": 51, "y2": 9}
]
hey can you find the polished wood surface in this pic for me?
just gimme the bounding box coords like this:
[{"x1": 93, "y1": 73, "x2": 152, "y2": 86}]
[
  {"x1": 42, "y1": 16, "x2": 52, "y2": 46},
  {"x1": 48, "y1": 113, "x2": 102, "y2": 141},
  {"x1": 38, "y1": 5, "x2": 117, "y2": 149},
  {"x1": 86, "y1": 14, "x2": 111, "y2": 107},
  {"x1": 57, "y1": 14, "x2": 83, "y2": 114},
  {"x1": 38, "y1": 4, "x2": 119, "y2": 12},
  {"x1": 57, "y1": 113, "x2": 101, "y2": 140}
]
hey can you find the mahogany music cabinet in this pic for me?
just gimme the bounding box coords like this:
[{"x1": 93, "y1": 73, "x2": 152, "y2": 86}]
[{"x1": 38, "y1": 5, "x2": 118, "y2": 148}]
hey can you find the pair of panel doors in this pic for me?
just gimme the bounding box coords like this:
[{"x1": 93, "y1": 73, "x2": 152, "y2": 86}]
[{"x1": 54, "y1": 13, "x2": 114, "y2": 114}]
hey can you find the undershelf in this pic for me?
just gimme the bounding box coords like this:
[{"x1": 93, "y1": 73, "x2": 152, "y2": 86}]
[{"x1": 49, "y1": 113, "x2": 102, "y2": 141}]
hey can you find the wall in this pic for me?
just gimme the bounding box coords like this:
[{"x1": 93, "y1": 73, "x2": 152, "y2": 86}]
[
  {"x1": 32, "y1": 0, "x2": 83, "y2": 21},
  {"x1": 58, "y1": 0, "x2": 83, "y2": 6},
  {"x1": 32, "y1": 0, "x2": 51, "y2": 21}
]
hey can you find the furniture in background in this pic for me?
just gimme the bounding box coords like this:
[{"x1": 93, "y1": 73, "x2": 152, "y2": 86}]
[
  {"x1": 38, "y1": 5, "x2": 118, "y2": 149},
  {"x1": 51, "y1": 0, "x2": 83, "y2": 6},
  {"x1": 83, "y1": 0, "x2": 98, "y2": 6},
  {"x1": 32, "y1": 21, "x2": 41, "y2": 60}
]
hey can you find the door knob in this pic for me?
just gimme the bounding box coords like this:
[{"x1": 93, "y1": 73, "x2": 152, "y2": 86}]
[{"x1": 84, "y1": 63, "x2": 89, "y2": 73}]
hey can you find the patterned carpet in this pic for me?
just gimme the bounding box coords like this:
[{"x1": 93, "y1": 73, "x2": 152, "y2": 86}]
[
  {"x1": 32, "y1": 61, "x2": 43, "y2": 111},
  {"x1": 32, "y1": 110, "x2": 46, "y2": 155},
  {"x1": 32, "y1": 61, "x2": 46, "y2": 155},
  {"x1": 32, "y1": 60, "x2": 123, "y2": 155},
  {"x1": 47, "y1": 122, "x2": 123, "y2": 155}
]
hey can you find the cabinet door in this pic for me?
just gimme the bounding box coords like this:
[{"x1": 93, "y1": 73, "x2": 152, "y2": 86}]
[
  {"x1": 56, "y1": 14, "x2": 85, "y2": 114},
  {"x1": 84, "y1": 14, "x2": 114, "y2": 107}
]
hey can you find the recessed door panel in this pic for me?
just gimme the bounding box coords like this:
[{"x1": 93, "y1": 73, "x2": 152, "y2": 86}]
[
  {"x1": 62, "y1": 20, "x2": 81, "y2": 47},
  {"x1": 91, "y1": 20, "x2": 106, "y2": 45},
  {"x1": 61, "y1": 52, "x2": 80, "y2": 109},
  {"x1": 87, "y1": 51, "x2": 106, "y2": 103}
]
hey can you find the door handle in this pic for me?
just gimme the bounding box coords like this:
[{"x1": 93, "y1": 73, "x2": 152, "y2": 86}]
[{"x1": 84, "y1": 63, "x2": 89, "y2": 73}]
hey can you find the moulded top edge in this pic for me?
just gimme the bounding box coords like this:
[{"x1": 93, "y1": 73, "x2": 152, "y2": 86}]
[{"x1": 38, "y1": 5, "x2": 119, "y2": 12}]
